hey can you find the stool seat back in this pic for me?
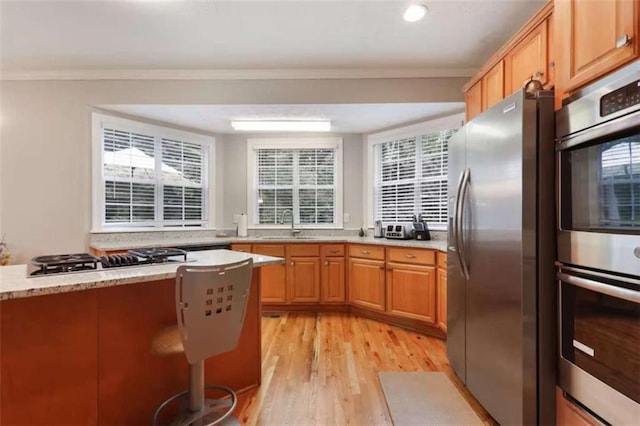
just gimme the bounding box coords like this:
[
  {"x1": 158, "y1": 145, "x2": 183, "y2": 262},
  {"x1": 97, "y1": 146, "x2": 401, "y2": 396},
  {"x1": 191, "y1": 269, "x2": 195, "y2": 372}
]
[{"x1": 175, "y1": 259, "x2": 253, "y2": 364}]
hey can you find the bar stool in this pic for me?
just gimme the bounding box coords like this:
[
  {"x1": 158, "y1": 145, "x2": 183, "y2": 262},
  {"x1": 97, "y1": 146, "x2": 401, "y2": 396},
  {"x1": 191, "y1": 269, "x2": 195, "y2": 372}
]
[{"x1": 151, "y1": 258, "x2": 254, "y2": 426}]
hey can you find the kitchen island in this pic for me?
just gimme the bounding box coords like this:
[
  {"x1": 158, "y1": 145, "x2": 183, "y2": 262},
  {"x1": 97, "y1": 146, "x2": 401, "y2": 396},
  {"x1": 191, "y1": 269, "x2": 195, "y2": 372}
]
[{"x1": 0, "y1": 250, "x2": 283, "y2": 425}]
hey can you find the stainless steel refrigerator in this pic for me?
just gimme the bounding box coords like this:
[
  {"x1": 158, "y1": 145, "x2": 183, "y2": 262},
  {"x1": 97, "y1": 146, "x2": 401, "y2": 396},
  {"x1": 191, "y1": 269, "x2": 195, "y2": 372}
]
[{"x1": 447, "y1": 89, "x2": 557, "y2": 425}]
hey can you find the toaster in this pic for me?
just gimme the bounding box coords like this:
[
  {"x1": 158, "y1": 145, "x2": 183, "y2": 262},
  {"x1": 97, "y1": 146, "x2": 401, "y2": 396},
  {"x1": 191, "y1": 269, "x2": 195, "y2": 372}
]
[{"x1": 384, "y1": 224, "x2": 413, "y2": 240}]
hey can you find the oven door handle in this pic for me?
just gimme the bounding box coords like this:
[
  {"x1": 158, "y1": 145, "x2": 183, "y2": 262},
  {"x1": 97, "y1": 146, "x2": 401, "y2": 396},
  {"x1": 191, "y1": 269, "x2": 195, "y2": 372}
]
[{"x1": 558, "y1": 272, "x2": 640, "y2": 304}]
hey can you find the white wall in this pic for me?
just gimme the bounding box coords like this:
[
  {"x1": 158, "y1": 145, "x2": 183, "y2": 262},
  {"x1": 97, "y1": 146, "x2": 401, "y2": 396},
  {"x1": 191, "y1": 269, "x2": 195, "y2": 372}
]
[
  {"x1": 221, "y1": 132, "x2": 364, "y2": 230},
  {"x1": 0, "y1": 77, "x2": 465, "y2": 262}
]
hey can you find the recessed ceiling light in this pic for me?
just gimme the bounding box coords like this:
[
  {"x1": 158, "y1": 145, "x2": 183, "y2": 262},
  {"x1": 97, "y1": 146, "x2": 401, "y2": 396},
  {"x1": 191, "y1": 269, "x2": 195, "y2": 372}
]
[
  {"x1": 231, "y1": 120, "x2": 331, "y2": 132},
  {"x1": 403, "y1": 4, "x2": 428, "y2": 22}
]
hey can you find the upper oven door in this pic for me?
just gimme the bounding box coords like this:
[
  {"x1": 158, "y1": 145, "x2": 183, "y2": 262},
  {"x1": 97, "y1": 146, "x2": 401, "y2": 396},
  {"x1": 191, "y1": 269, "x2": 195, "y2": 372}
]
[{"x1": 557, "y1": 118, "x2": 640, "y2": 275}]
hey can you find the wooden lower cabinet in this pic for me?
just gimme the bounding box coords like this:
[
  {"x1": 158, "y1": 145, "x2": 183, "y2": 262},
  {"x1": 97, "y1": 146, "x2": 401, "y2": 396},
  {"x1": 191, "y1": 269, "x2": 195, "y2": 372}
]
[
  {"x1": 437, "y1": 268, "x2": 447, "y2": 332},
  {"x1": 252, "y1": 244, "x2": 287, "y2": 304},
  {"x1": 288, "y1": 257, "x2": 321, "y2": 303},
  {"x1": 348, "y1": 258, "x2": 386, "y2": 312},
  {"x1": 386, "y1": 262, "x2": 436, "y2": 324},
  {"x1": 321, "y1": 257, "x2": 346, "y2": 303}
]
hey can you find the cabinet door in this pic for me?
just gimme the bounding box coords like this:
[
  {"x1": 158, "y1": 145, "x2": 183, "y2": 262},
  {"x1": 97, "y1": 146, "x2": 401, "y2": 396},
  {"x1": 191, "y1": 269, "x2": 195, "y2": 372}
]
[
  {"x1": 437, "y1": 268, "x2": 447, "y2": 332},
  {"x1": 321, "y1": 257, "x2": 345, "y2": 303},
  {"x1": 386, "y1": 263, "x2": 436, "y2": 323},
  {"x1": 348, "y1": 258, "x2": 385, "y2": 311},
  {"x1": 288, "y1": 257, "x2": 320, "y2": 303},
  {"x1": 482, "y1": 61, "x2": 505, "y2": 111},
  {"x1": 231, "y1": 244, "x2": 252, "y2": 253},
  {"x1": 465, "y1": 81, "x2": 483, "y2": 121},
  {"x1": 252, "y1": 244, "x2": 287, "y2": 303},
  {"x1": 557, "y1": 0, "x2": 638, "y2": 92},
  {"x1": 505, "y1": 19, "x2": 549, "y2": 95}
]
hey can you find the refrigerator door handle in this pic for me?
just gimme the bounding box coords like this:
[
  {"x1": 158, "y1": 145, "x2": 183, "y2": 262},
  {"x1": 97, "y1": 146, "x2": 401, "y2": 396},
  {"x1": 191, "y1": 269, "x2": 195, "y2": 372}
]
[
  {"x1": 457, "y1": 168, "x2": 471, "y2": 280},
  {"x1": 452, "y1": 169, "x2": 466, "y2": 276}
]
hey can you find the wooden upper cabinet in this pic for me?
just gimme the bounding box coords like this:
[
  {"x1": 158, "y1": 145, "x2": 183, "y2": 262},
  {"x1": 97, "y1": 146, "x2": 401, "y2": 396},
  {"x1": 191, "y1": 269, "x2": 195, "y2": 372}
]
[
  {"x1": 482, "y1": 61, "x2": 505, "y2": 111},
  {"x1": 505, "y1": 18, "x2": 550, "y2": 95},
  {"x1": 556, "y1": 0, "x2": 639, "y2": 93},
  {"x1": 465, "y1": 81, "x2": 483, "y2": 121}
]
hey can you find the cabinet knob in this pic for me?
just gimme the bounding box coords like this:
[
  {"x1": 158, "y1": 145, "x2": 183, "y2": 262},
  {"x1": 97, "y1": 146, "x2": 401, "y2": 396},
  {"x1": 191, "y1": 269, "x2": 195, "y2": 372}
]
[
  {"x1": 616, "y1": 34, "x2": 632, "y2": 48},
  {"x1": 324, "y1": 261, "x2": 329, "y2": 266},
  {"x1": 290, "y1": 261, "x2": 294, "y2": 266}
]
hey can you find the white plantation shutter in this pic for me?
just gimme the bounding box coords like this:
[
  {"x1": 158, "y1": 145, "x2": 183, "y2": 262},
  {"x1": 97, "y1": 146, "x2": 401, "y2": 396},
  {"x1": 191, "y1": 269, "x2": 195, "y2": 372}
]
[
  {"x1": 253, "y1": 142, "x2": 339, "y2": 226},
  {"x1": 374, "y1": 129, "x2": 457, "y2": 228},
  {"x1": 103, "y1": 128, "x2": 157, "y2": 225},
  {"x1": 161, "y1": 139, "x2": 207, "y2": 226},
  {"x1": 420, "y1": 130, "x2": 454, "y2": 225},
  {"x1": 100, "y1": 120, "x2": 210, "y2": 228}
]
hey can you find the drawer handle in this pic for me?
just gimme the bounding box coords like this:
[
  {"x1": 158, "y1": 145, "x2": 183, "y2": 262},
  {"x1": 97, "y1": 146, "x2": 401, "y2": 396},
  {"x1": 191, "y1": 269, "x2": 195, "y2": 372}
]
[
  {"x1": 237, "y1": 249, "x2": 246, "y2": 252},
  {"x1": 616, "y1": 34, "x2": 632, "y2": 48},
  {"x1": 328, "y1": 250, "x2": 340, "y2": 254},
  {"x1": 405, "y1": 254, "x2": 417, "y2": 259},
  {"x1": 361, "y1": 250, "x2": 371, "y2": 254}
]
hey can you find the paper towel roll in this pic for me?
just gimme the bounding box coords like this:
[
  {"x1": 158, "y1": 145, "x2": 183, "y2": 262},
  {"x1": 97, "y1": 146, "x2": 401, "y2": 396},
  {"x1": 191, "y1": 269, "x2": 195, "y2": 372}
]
[{"x1": 237, "y1": 213, "x2": 248, "y2": 237}]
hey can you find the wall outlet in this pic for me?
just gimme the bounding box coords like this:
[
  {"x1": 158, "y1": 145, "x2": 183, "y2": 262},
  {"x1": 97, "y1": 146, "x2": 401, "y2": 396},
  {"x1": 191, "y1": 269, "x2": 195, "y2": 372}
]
[
  {"x1": 343, "y1": 213, "x2": 351, "y2": 223},
  {"x1": 232, "y1": 214, "x2": 242, "y2": 224}
]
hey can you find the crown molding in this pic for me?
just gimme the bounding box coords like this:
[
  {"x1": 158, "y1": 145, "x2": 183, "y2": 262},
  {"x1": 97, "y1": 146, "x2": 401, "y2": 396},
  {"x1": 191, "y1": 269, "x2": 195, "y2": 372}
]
[{"x1": 0, "y1": 67, "x2": 476, "y2": 81}]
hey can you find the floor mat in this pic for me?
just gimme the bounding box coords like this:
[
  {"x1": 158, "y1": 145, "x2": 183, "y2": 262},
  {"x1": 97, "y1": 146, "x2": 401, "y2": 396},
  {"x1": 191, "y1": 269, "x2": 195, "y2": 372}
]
[{"x1": 378, "y1": 371, "x2": 482, "y2": 425}]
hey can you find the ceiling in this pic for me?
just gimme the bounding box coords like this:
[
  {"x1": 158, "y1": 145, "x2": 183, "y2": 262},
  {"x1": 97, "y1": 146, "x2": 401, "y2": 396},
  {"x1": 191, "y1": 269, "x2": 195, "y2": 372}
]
[
  {"x1": 98, "y1": 103, "x2": 465, "y2": 134},
  {"x1": 1, "y1": 0, "x2": 545, "y2": 76}
]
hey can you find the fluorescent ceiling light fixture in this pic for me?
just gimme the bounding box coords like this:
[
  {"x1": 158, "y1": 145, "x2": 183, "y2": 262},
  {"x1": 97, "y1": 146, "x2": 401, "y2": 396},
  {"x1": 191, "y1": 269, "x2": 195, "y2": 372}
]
[
  {"x1": 231, "y1": 120, "x2": 331, "y2": 132},
  {"x1": 403, "y1": 4, "x2": 428, "y2": 22}
]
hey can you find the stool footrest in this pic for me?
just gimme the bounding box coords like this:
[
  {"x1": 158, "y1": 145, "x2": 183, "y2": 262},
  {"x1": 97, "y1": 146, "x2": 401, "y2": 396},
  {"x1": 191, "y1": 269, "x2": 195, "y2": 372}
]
[{"x1": 152, "y1": 384, "x2": 238, "y2": 426}]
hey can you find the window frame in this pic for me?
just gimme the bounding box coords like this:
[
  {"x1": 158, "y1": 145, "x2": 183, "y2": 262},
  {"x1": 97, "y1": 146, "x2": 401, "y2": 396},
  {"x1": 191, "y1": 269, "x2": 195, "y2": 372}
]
[
  {"x1": 247, "y1": 137, "x2": 344, "y2": 229},
  {"x1": 365, "y1": 113, "x2": 464, "y2": 231},
  {"x1": 91, "y1": 113, "x2": 216, "y2": 231}
]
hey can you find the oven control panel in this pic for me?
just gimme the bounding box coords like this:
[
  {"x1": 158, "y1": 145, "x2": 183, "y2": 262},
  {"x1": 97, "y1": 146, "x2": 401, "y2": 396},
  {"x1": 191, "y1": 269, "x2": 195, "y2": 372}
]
[{"x1": 600, "y1": 79, "x2": 640, "y2": 117}]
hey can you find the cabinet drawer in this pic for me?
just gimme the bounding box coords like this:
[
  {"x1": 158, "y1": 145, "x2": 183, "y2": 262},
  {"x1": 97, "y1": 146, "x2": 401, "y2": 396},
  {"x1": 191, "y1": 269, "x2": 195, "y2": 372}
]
[
  {"x1": 348, "y1": 244, "x2": 385, "y2": 261},
  {"x1": 231, "y1": 244, "x2": 252, "y2": 253},
  {"x1": 252, "y1": 244, "x2": 285, "y2": 257},
  {"x1": 288, "y1": 244, "x2": 320, "y2": 257},
  {"x1": 387, "y1": 247, "x2": 435, "y2": 265},
  {"x1": 321, "y1": 244, "x2": 345, "y2": 257},
  {"x1": 437, "y1": 251, "x2": 447, "y2": 269}
]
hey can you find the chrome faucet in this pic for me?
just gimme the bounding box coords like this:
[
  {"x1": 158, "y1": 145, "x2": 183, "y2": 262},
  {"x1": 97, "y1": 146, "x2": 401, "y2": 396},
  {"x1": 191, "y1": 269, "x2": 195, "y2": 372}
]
[{"x1": 281, "y1": 209, "x2": 301, "y2": 236}]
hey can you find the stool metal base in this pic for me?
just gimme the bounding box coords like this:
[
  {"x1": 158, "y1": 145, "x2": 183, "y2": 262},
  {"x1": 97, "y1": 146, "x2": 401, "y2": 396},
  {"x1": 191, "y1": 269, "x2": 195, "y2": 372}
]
[{"x1": 152, "y1": 384, "x2": 238, "y2": 426}]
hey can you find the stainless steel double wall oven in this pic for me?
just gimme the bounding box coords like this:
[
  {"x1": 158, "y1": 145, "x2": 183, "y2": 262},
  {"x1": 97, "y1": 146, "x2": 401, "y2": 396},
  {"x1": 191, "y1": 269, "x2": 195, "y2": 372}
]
[{"x1": 556, "y1": 61, "x2": 640, "y2": 424}]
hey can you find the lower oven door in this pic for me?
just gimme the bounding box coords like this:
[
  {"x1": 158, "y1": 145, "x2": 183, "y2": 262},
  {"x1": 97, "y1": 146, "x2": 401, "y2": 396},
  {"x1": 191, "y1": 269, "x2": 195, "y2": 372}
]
[{"x1": 558, "y1": 266, "x2": 640, "y2": 424}]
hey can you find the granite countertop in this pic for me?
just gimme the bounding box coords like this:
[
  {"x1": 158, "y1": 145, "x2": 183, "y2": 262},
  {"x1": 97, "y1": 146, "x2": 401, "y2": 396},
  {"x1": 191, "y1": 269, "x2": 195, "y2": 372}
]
[
  {"x1": 90, "y1": 235, "x2": 448, "y2": 252},
  {"x1": 0, "y1": 250, "x2": 284, "y2": 301}
]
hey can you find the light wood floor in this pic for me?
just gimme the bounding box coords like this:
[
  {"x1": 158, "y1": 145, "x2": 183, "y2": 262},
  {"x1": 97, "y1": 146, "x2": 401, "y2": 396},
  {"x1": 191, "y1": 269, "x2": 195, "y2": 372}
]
[{"x1": 238, "y1": 312, "x2": 497, "y2": 425}]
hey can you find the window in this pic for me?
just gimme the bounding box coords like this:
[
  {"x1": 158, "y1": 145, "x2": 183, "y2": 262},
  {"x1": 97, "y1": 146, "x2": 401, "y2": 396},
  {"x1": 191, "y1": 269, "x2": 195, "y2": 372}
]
[
  {"x1": 367, "y1": 114, "x2": 463, "y2": 230},
  {"x1": 92, "y1": 114, "x2": 215, "y2": 229},
  {"x1": 248, "y1": 138, "x2": 343, "y2": 228}
]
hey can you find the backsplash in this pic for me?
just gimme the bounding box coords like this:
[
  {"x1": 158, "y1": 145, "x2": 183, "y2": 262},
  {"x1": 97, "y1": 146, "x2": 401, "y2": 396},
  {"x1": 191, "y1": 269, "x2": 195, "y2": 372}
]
[{"x1": 89, "y1": 228, "x2": 446, "y2": 247}]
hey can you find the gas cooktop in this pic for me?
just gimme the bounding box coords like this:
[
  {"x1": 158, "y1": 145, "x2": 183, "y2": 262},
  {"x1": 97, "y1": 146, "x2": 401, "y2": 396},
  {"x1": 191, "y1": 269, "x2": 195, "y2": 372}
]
[{"x1": 28, "y1": 248, "x2": 189, "y2": 277}]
